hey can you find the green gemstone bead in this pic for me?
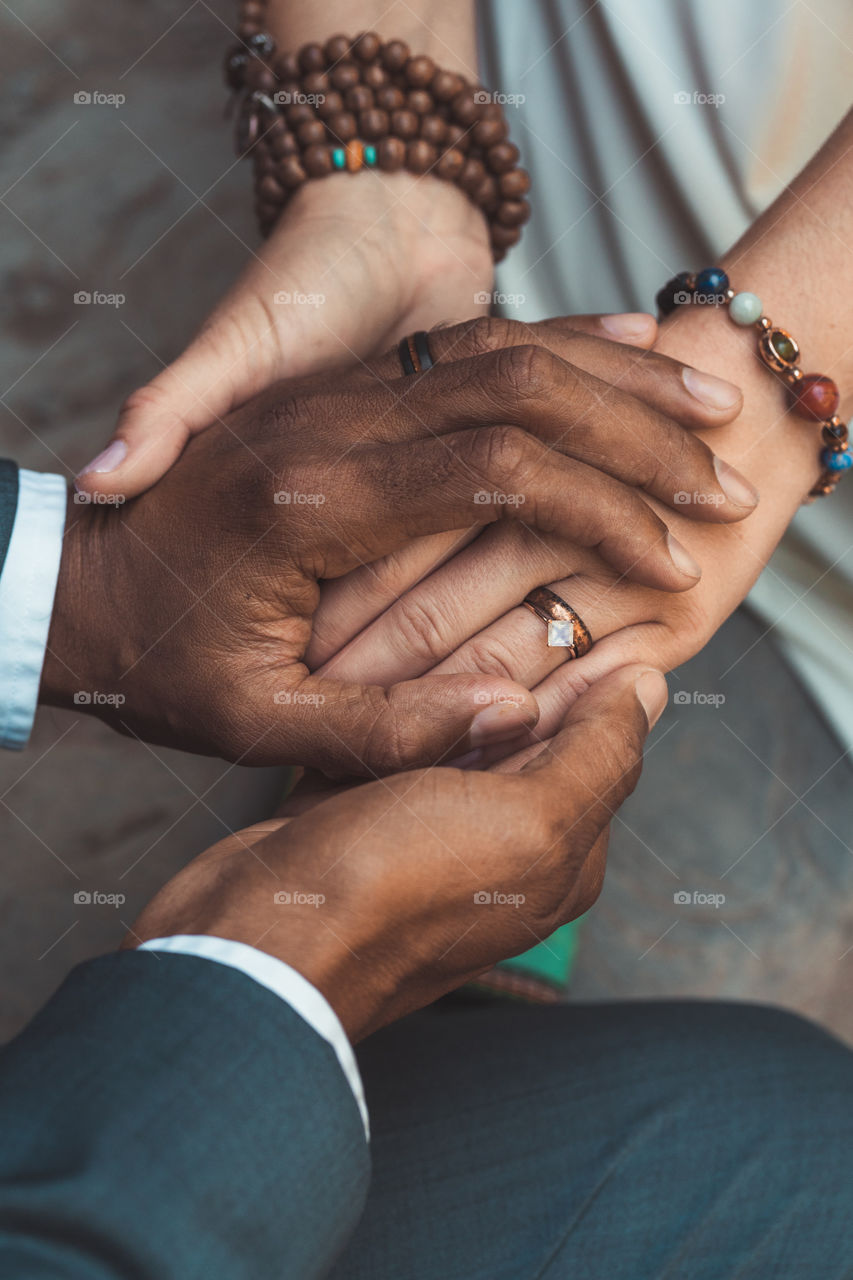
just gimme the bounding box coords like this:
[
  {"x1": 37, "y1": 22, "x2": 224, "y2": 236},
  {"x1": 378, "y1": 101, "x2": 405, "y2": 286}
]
[
  {"x1": 771, "y1": 331, "x2": 797, "y2": 363},
  {"x1": 331, "y1": 147, "x2": 346, "y2": 170},
  {"x1": 364, "y1": 144, "x2": 377, "y2": 166},
  {"x1": 729, "y1": 291, "x2": 762, "y2": 326}
]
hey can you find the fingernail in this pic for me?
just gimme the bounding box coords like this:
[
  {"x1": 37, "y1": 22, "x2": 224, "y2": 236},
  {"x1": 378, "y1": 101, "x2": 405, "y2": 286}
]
[
  {"x1": 713, "y1": 456, "x2": 760, "y2": 508},
  {"x1": 682, "y1": 367, "x2": 741, "y2": 410},
  {"x1": 77, "y1": 439, "x2": 127, "y2": 480},
  {"x1": 470, "y1": 699, "x2": 535, "y2": 747},
  {"x1": 635, "y1": 669, "x2": 668, "y2": 728},
  {"x1": 667, "y1": 532, "x2": 702, "y2": 579},
  {"x1": 447, "y1": 748, "x2": 485, "y2": 770},
  {"x1": 600, "y1": 312, "x2": 655, "y2": 340}
]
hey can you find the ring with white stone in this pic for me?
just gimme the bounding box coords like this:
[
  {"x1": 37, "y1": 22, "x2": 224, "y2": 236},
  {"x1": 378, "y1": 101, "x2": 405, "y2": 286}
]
[{"x1": 522, "y1": 587, "x2": 593, "y2": 658}]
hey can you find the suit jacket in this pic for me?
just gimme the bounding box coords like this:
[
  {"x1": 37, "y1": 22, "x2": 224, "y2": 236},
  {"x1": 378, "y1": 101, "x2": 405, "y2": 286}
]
[{"x1": 0, "y1": 951, "x2": 370, "y2": 1278}]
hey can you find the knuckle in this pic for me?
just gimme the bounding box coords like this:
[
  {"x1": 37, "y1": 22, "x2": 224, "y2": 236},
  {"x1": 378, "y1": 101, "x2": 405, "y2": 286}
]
[
  {"x1": 392, "y1": 594, "x2": 455, "y2": 667},
  {"x1": 460, "y1": 315, "x2": 528, "y2": 357},
  {"x1": 462, "y1": 632, "x2": 520, "y2": 683},
  {"x1": 495, "y1": 343, "x2": 561, "y2": 402},
  {"x1": 465, "y1": 423, "x2": 535, "y2": 488}
]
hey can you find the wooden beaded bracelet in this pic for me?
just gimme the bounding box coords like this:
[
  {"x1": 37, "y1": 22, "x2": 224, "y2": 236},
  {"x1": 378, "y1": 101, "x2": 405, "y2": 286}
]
[
  {"x1": 224, "y1": 8, "x2": 531, "y2": 261},
  {"x1": 657, "y1": 267, "x2": 851, "y2": 501}
]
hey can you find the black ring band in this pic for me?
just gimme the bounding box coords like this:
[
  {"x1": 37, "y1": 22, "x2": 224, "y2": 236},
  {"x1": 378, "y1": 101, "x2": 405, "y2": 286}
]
[
  {"x1": 398, "y1": 331, "x2": 435, "y2": 376},
  {"x1": 398, "y1": 335, "x2": 418, "y2": 376},
  {"x1": 413, "y1": 330, "x2": 435, "y2": 371}
]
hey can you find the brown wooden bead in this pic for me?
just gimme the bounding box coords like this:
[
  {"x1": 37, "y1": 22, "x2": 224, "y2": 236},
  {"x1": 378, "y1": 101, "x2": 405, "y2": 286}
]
[
  {"x1": 381, "y1": 39, "x2": 410, "y2": 72},
  {"x1": 296, "y1": 119, "x2": 326, "y2": 147},
  {"x1": 473, "y1": 116, "x2": 508, "y2": 147},
  {"x1": 486, "y1": 141, "x2": 520, "y2": 173},
  {"x1": 406, "y1": 89, "x2": 432, "y2": 115},
  {"x1": 245, "y1": 60, "x2": 276, "y2": 93},
  {"x1": 406, "y1": 55, "x2": 436, "y2": 87},
  {"x1": 271, "y1": 130, "x2": 298, "y2": 158},
  {"x1": 496, "y1": 198, "x2": 530, "y2": 226},
  {"x1": 285, "y1": 102, "x2": 315, "y2": 127},
  {"x1": 345, "y1": 84, "x2": 374, "y2": 113},
  {"x1": 407, "y1": 139, "x2": 437, "y2": 172},
  {"x1": 265, "y1": 114, "x2": 286, "y2": 139},
  {"x1": 491, "y1": 224, "x2": 521, "y2": 250},
  {"x1": 445, "y1": 123, "x2": 470, "y2": 151},
  {"x1": 435, "y1": 146, "x2": 465, "y2": 180},
  {"x1": 315, "y1": 89, "x2": 344, "y2": 119},
  {"x1": 328, "y1": 111, "x2": 357, "y2": 142},
  {"x1": 329, "y1": 62, "x2": 360, "y2": 91},
  {"x1": 420, "y1": 114, "x2": 447, "y2": 145},
  {"x1": 459, "y1": 157, "x2": 486, "y2": 194},
  {"x1": 377, "y1": 135, "x2": 406, "y2": 171},
  {"x1": 303, "y1": 145, "x2": 333, "y2": 177},
  {"x1": 498, "y1": 167, "x2": 530, "y2": 197},
  {"x1": 451, "y1": 90, "x2": 480, "y2": 126},
  {"x1": 359, "y1": 108, "x2": 389, "y2": 140},
  {"x1": 273, "y1": 52, "x2": 300, "y2": 80},
  {"x1": 362, "y1": 63, "x2": 388, "y2": 89},
  {"x1": 390, "y1": 109, "x2": 419, "y2": 139},
  {"x1": 473, "y1": 175, "x2": 499, "y2": 210},
  {"x1": 299, "y1": 43, "x2": 326, "y2": 73},
  {"x1": 791, "y1": 373, "x2": 840, "y2": 422},
  {"x1": 324, "y1": 34, "x2": 351, "y2": 63},
  {"x1": 353, "y1": 31, "x2": 382, "y2": 62},
  {"x1": 376, "y1": 85, "x2": 405, "y2": 111},
  {"x1": 302, "y1": 71, "x2": 329, "y2": 96},
  {"x1": 431, "y1": 70, "x2": 464, "y2": 102},
  {"x1": 258, "y1": 173, "x2": 285, "y2": 202},
  {"x1": 279, "y1": 157, "x2": 307, "y2": 187}
]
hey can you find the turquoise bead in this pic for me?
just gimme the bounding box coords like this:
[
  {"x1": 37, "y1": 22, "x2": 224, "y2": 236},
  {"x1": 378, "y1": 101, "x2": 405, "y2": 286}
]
[
  {"x1": 729, "y1": 291, "x2": 762, "y2": 326},
  {"x1": 331, "y1": 148, "x2": 346, "y2": 170},
  {"x1": 364, "y1": 145, "x2": 377, "y2": 166},
  {"x1": 821, "y1": 448, "x2": 853, "y2": 473}
]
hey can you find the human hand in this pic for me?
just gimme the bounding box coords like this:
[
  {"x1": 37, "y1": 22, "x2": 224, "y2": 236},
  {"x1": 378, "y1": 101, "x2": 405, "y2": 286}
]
[
  {"x1": 44, "y1": 315, "x2": 749, "y2": 773},
  {"x1": 124, "y1": 664, "x2": 667, "y2": 1041}
]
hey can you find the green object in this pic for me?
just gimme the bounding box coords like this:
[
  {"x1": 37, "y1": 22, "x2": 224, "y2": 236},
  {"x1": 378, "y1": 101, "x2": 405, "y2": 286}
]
[
  {"x1": 495, "y1": 920, "x2": 580, "y2": 991},
  {"x1": 331, "y1": 147, "x2": 346, "y2": 170},
  {"x1": 364, "y1": 145, "x2": 377, "y2": 166}
]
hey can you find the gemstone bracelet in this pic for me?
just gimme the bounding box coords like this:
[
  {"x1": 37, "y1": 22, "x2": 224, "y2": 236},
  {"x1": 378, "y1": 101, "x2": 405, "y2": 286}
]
[{"x1": 657, "y1": 267, "x2": 850, "y2": 501}]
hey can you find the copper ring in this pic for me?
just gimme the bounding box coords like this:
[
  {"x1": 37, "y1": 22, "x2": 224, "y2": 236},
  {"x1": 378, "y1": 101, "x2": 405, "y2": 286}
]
[
  {"x1": 522, "y1": 587, "x2": 593, "y2": 659},
  {"x1": 398, "y1": 330, "x2": 436, "y2": 375}
]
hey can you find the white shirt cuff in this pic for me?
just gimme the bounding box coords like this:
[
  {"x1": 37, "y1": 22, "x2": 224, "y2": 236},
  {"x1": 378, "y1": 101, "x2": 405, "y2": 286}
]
[
  {"x1": 0, "y1": 470, "x2": 67, "y2": 749},
  {"x1": 137, "y1": 934, "x2": 369, "y2": 1140}
]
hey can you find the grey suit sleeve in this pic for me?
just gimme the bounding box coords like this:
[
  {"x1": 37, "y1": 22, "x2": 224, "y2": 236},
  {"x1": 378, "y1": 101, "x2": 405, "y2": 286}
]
[{"x1": 0, "y1": 951, "x2": 370, "y2": 1280}]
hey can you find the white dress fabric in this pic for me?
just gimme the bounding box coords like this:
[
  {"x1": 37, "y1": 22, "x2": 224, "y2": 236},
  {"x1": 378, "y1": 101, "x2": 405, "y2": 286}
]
[{"x1": 479, "y1": 0, "x2": 853, "y2": 749}]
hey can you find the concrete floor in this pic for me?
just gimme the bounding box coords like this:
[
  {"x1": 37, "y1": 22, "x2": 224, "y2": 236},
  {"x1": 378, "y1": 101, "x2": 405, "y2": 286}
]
[{"x1": 1, "y1": 2, "x2": 851, "y2": 1044}]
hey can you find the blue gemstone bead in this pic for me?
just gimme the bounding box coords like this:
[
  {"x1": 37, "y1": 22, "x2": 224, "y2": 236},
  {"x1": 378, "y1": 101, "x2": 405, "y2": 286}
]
[
  {"x1": 696, "y1": 266, "x2": 729, "y2": 298},
  {"x1": 364, "y1": 144, "x2": 377, "y2": 166},
  {"x1": 821, "y1": 448, "x2": 853, "y2": 472},
  {"x1": 332, "y1": 148, "x2": 346, "y2": 170}
]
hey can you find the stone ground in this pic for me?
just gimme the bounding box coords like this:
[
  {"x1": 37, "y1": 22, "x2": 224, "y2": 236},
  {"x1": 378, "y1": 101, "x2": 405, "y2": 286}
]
[{"x1": 1, "y1": 2, "x2": 851, "y2": 1043}]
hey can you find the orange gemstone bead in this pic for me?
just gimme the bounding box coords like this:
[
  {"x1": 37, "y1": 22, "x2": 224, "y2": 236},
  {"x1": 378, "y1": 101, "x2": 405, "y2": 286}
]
[{"x1": 792, "y1": 373, "x2": 840, "y2": 422}]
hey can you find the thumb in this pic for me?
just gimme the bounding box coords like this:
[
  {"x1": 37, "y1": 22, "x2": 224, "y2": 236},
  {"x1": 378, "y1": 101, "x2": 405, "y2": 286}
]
[
  {"x1": 521, "y1": 665, "x2": 668, "y2": 836},
  {"x1": 74, "y1": 328, "x2": 249, "y2": 501},
  {"x1": 262, "y1": 673, "x2": 541, "y2": 777}
]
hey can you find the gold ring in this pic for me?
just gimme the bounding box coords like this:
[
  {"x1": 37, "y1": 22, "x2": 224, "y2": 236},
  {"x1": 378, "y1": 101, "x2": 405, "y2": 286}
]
[{"x1": 522, "y1": 587, "x2": 593, "y2": 659}]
